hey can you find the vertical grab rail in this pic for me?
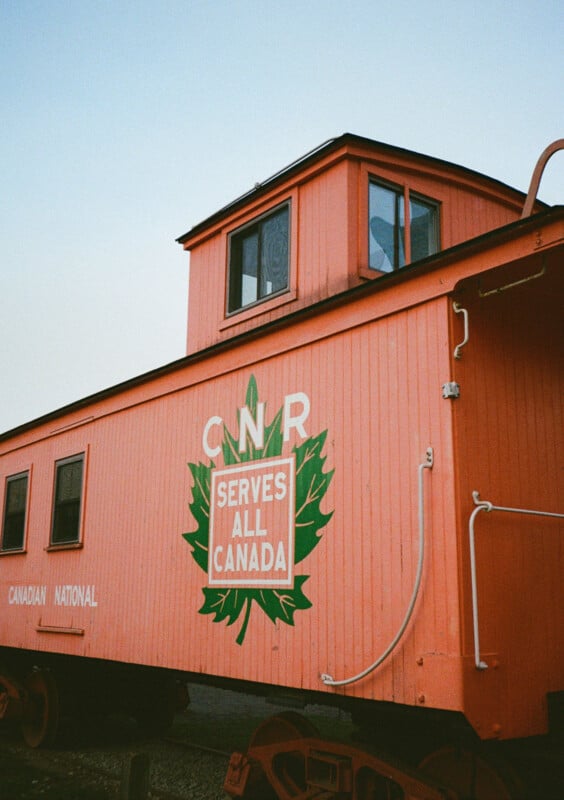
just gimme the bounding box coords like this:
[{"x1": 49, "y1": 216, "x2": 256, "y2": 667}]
[
  {"x1": 321, "y1": 447, "x2": 434, "y2": 687},
  {"x1": 469, "y1": 491, "x2": 564, "y2": 670},
  {"x1": 453, "y1": 302, "x2": 469, "y2": 360}
]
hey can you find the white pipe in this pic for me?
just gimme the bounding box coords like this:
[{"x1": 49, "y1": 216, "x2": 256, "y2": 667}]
[
  {"x1": 469, "y1": 491, "x2": 564, "y2": 670},
  {"x1": 321, "y1": 448, "x2": 434, "y2": 687},
  {"x1": 453, "y1": 302, "x2": 469, "y2": 360}
]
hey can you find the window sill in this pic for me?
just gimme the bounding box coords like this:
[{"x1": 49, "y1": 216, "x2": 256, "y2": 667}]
[
  {"x1": 220, "y1": 288, "x2": 298, "y2": 331},
  {"x1": 358, "y1": 265, "x2": 388, "y2": 281},
  {"x1": 0, "y1": 548, "x2": 26, "y2": 556},
  {"x1": 45, "y1": 542, "x2": 83, "y2": 552}
]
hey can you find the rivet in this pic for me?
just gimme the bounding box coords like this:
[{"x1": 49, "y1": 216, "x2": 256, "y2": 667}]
[
  {"x1": 418, "y1": 694, "x2": 426, "y2": 704},
  {"x1": 416, "y1": 657, "x2": 424, "y2": 666}
]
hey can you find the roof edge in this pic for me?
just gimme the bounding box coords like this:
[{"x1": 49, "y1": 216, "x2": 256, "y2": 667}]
[
  {"x1": 4, "y1": 204, "x2": 562, "y2": 443},
  {"x1": 176, "y1": 133, "x2": 544, "y2": 246}
]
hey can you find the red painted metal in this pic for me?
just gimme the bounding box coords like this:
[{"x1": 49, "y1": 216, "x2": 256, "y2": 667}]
[
  {"x1": 224, "y1": 713, "x2": 457, "y2": 799},
  {"x1": 20, "y1": 669, "x2": 59, "y2": 748},
  {"x1": 521, "y1": 139, "x2": 564, "y2": 217}
]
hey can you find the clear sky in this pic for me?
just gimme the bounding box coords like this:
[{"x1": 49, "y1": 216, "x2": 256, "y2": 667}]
[{"x1": 1, "y1": 0, "x2": 562, "y2": 432}]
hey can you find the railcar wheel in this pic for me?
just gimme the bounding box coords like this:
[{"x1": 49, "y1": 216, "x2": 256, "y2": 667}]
[
  {"x1": 247, "y1": 712, "x2": 319, "y2": 799},
  {"x1": 419, "y1": 745, "x2": 522, "y2": 799},
  {"x1": 249, "y1": 710, "x2": 319, "y2": 747},
  {"x1": 356, "y1": 767, "x2": 404, "y2": 800},
  {"x1": 20, "y1": 668, "x2": 59, "y2": 748}
]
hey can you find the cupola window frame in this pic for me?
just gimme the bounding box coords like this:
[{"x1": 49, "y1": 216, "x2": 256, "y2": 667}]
[
  {"x1": 226, "y1": 201, "x2": 292, "y2": 315},
  {"x1": 359, "y1": 169, "x2": 440, "y2": 278}
]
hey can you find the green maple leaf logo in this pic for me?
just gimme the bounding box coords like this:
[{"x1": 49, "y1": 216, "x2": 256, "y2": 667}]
[{"x1": 183, "y1": 375, "x2": 334, "y2": 644}]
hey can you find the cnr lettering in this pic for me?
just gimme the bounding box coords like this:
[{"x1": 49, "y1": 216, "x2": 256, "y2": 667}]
[{"x1": 202, "y1": 391, "x2": 310, "y2": 458}]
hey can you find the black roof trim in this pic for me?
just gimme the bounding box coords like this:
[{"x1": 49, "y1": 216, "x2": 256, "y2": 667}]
[
  {"x1": 3, "y1": 204, "x2": 562, "y2": 444},
  {"x1": 176, "y1": 132, "x2": 540, "y2": 245}
]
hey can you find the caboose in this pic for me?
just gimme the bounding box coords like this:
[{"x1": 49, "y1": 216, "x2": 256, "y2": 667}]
[{"x1": 1, "y1": 134, "x2": 563, "y2": 799}]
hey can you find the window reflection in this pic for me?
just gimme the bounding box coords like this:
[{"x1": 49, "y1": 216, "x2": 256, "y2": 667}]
[
  {"x1": 229, "y1": 204, "x2": 289, "y2": 313},
  {"x1": 410, "y1": 196, "x2": 438, "y2": 262},
  {"x1": 369, "y1": 183, "x2": 405, "y2": 271},
  {"x1": 369, "y1": 181, "x2": 438, "y2": 272}
]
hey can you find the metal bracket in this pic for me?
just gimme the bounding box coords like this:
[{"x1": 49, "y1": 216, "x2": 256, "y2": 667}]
[{"x1": 442, "y1": 381, "x2": 460, "y2": 400}]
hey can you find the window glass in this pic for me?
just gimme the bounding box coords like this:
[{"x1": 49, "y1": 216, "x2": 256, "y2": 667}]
[
  {"x1": 369, "y1": 180, "x2": 438, "y2": 271},
  {"x1": 410, "y1": 195, "x2": 438, "y2": 262},
  {"x1": 51, "y1": 455, "x2": 84, "y2": 545},
  {"x1": 260, "y1": 209, "x2": 289, "y2": 296},
  {"x1": 1, "y1": 472, "x2": 28, "y2": 551},
  {"x1": 369, "y1": 183, "x2": 405, "y2": 272},
  {"x1": 241, "y1": 231, "x2": 259, "y2": 308},
  {"x1": 228, "y1": 204, "x2": 289, "y2": 313}
]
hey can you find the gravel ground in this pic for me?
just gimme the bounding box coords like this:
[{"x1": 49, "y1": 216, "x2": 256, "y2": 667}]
[
  {"x1": 0, "y1": 720, "x2": 229, "y2": 800},
  {"x1": 0, "y1": 683, "x2": 353, "y2": 800}
]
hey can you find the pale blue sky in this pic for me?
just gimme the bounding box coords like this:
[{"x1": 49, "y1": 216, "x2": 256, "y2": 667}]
[{"x1": 1, "y1": 0, "x2": 563, "y2": 431}]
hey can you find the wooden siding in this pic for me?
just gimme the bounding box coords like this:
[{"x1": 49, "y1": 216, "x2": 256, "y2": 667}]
[
  {"x1": 1, "y1": 286, "x2": 462, "y2": 716},
  {"x1": 1, "y1": 167, "x2": 561, "y2": 742},
  {"x1": 184, "y1": 140, "x2": 527, "y2": 355},
  {"x1": 452, "y1": 248, "x2": 564, "y2": 739}
]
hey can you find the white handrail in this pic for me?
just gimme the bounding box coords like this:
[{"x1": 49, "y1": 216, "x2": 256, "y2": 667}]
[
  {"x1": 321, "y1": 447, "x2": 434, "y2": 687},
  {"x1": 453, "y1": 302, "x2": 469, "y2": 359},
  {"x1": 469, "y1": 491, "x2": 564, "y2": 670}
]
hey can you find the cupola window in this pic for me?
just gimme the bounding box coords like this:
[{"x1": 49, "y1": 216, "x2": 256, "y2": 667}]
[
  {"x1": 227, "y1": 203, "x2": 290, "y2": 313},
  {"x1": 369, "y1": 180, "x2": 439, "y2": 272}
]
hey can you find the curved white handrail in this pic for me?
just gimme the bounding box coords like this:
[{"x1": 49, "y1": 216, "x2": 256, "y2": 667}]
[{"x1": 321, "y1": 448, "x2": 434, "y2": 687}]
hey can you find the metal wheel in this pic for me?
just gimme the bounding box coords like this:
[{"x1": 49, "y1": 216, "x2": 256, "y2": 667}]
[
  {"x1": 21, "y1": 668, "x2": 59, "y2": 748},
  {"x1": 355, "y1": 766, "x2": 405, "y2": 800},
  {"x1": 419, "y1": 745, "x2": 522, "y2": 800},
  {"x1": 248, "y1": 712, "x2": 319, "y2": 799},
  {"x1": 249, "y1": 710, "x2": 319, "y2": 747}
]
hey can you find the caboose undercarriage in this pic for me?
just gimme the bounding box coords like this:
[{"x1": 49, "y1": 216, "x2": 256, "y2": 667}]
[
  {"x1": 0, "y1": 647, "x2": 185, "y2": 747},
  {"x1": 223, "y1": 699, "x2": 564, "y2": 799},
  {"x1": 1, "y1": 647, "x2": 563, "y2": 798}
]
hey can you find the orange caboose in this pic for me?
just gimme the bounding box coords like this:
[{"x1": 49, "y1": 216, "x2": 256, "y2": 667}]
[{"x1": 1, "y1": 134, "x2": 563, "y2": 798}]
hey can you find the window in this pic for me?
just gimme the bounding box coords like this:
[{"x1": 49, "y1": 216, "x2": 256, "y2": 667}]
[
  {"x1": 1, "y1": 472, "x2": 29, "y2": 551},
  {"x1": 51, "y1": 454, "x2": 84, "y2": 545},
  {"x1": 369, "y1": 180, "x2": 438, "y2": 272},
  {"x1": 228, "y1": 203, "x2": 290, "y2": 313}
]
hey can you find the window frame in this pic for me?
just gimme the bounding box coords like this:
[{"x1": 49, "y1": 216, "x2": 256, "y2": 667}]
[
  {"x1": 367, "y1": 178, "x2": 408, "y2": 272},
  {"x1": 406, "y1": 188, "x2": 440, "y2": 265},
  {"x1": 225, "y1": 200, "x2": 292, "y2": 317},
  {"x1": 359, "y1": 169, "x2": 440, "y2": 279},
  {"x1": 1, "y1": 469, "x2": 30, "y2": 554},
  {"x1": 48, "y1": 452, "x2": 86, "y2": 550}
]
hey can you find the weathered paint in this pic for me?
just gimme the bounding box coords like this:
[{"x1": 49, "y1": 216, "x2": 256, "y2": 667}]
[
  {"x1": 452, "y1": 249, "x2": 564, "y2": 740},
  {"x1": 0, "y1": 289, "x2": 460, "y2": 710},
  {"x1": 182, "y1": 135, "x2": 531, "y2": 355},
  {"x1": 1, "y1": 138, "x2": 562, "y2": 744}
]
